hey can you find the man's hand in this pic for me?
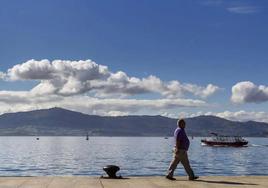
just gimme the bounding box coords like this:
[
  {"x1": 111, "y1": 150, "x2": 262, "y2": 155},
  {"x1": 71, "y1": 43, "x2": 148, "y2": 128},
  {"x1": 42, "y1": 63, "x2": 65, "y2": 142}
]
[{"x1": 176, "y1": 139, "x2": 180, "y2": 150}]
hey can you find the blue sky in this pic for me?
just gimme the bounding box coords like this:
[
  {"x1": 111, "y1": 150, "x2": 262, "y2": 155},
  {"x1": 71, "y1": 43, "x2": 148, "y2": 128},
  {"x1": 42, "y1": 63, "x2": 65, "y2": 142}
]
[{"x1": 0, "y1": 0, "x2": 268, "y2": 122}]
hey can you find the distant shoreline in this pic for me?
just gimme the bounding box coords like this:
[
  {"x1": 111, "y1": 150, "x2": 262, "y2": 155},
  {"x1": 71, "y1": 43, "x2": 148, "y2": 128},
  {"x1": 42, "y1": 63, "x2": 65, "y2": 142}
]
[
  {"x1": 0, "y1": 135, "x2": 267, "y2": 137},
  {"x1": 1, "y1": 108, "x2": 268, "y2": 137}
]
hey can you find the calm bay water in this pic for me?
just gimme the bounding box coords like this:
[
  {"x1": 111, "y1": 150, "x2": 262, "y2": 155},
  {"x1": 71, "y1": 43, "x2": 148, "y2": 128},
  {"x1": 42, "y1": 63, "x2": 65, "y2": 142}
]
[{"x1": 0, "y1": 137, "x2": 267, "y2": 176}]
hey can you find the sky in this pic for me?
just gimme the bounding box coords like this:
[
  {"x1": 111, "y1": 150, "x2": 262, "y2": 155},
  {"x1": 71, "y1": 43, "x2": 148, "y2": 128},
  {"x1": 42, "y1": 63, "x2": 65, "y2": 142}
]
[{"x1": 0, "y1": 0, "x2": 268, "y2": 122}]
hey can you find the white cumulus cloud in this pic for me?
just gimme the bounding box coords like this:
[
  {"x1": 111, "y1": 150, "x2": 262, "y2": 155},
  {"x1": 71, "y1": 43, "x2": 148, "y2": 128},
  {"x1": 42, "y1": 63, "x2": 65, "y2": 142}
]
[
  {"x1": 7, "y1": 59, "x2": 54, "y2": 80},
  {"x1": 7, "y1": 59, "x2": 110, "y2": 96},
  {"x1": 231, "y1": 81, "x2": 268, "y2": 104},
  {"x1": 5, "y1": 59, "x2": 220, "y2": 98},
  {"x1": 182, "y1": 83, "x2": 220, "y2": 99},
  {"x1": 0, "y1": 59, "x2": 222, "y2": 116}
]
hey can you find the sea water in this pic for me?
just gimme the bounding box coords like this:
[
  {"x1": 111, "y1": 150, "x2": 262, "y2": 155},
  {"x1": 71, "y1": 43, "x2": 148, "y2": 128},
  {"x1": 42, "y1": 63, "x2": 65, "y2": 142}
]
[{"x1": 0, "y1": 137, "x2": 267, "y2": 176}]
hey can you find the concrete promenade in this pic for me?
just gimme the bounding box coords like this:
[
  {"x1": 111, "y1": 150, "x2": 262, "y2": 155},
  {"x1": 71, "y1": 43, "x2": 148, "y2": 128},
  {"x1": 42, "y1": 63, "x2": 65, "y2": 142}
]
[{"x1": 0, "y1": 176, "x2": 266, "y2": 188}]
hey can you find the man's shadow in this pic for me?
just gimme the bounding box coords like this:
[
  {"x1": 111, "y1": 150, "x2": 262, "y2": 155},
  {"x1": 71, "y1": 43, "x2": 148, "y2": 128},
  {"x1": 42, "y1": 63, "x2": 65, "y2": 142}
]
[{"x1": 194, "y1": 179, "x2": 258, "y2": 186}]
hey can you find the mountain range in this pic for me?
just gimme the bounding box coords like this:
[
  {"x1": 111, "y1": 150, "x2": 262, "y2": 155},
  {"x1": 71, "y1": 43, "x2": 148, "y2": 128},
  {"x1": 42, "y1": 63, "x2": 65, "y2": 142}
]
[{"x1": 0, "y1": 107, "x2": 267, "y2": 137}]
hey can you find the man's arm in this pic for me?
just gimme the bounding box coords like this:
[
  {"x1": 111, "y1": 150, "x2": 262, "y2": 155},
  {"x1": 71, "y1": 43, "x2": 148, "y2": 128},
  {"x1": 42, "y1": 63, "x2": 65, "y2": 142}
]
[{"x1": 176, "y1": 136, "x2": 181, "y2": 149}]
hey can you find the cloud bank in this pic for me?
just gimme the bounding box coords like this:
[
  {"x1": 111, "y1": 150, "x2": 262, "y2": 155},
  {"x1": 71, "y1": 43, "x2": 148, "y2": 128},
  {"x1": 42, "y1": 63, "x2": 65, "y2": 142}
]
[
  {"x1": 166, "y1": 110, "x2": 268, "y2": 123},
  {"x1": 0, "y1": 93, "x2": 206, "y2": 116},
  {"x1": 0, "y1": 59, "x2": 219, "y2": 116},
  {"x1": 6, "y1": 59, "x2": 219, "y2": 98},
  {"x1": 231, "y1": 81, "x2": 268, "y2": 104},
  {"x1": 215, "y1": 111, "x2": 268, "y2": 123}
]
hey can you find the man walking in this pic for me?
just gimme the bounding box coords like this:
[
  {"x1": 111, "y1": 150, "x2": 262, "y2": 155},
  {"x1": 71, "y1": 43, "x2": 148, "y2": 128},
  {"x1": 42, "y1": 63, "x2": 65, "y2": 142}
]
[{"x1": 166, "y1": 119, "x2": 199, "y2": 180}]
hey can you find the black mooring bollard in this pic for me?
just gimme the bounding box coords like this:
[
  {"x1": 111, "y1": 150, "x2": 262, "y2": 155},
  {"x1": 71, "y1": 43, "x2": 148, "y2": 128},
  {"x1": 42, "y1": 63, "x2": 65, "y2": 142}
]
[{"x1": 103, "y1": 165, "x2": 121, "y2": 179}]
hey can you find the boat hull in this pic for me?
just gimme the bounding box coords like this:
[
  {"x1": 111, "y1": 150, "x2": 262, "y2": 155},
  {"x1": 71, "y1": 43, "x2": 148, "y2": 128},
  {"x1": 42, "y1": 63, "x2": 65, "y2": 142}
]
[{"x1": 201, "y1": 139, "x2": 248, "y2": 147}]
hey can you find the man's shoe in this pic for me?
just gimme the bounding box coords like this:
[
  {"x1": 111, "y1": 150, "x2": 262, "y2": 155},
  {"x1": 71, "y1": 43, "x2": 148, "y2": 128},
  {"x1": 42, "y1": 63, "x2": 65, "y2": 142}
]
[
  {"x1": 166, "y1": 175, "x2": 176, "y2": 180},
  {"x1": 189, "y1": 176, "x2": 199, "y2": 181}
]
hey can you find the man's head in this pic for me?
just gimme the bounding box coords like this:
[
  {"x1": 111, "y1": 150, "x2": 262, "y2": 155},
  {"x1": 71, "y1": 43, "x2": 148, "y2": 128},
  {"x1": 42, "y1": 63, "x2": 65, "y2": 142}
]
[{"x1": 177, "y1": 119, "x2": 186, "y2": 129}]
